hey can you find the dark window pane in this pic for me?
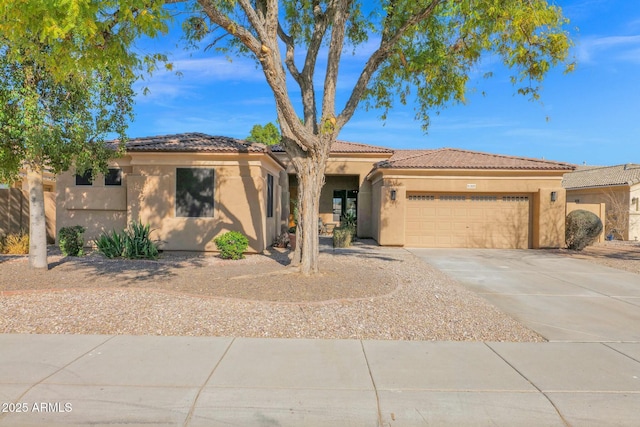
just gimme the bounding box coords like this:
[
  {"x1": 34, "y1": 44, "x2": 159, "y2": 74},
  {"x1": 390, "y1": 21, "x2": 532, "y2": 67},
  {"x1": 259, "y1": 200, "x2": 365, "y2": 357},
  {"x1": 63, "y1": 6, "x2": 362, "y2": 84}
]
[
  {"x1": 176, "y1": 168, "x2": 214, "y2": 217},
  {"x1": 267, "y1": 174, "x2": 274, "y2": 218},
  {"x1": 75, "y1": 170, "x2": 93, "y2": 186},
  {"x1": 332, "y1": 189, "x2": 343, "y2": 222},
  {"x1": 105, "y1": 168, "x2": 122, "y2": 186}
]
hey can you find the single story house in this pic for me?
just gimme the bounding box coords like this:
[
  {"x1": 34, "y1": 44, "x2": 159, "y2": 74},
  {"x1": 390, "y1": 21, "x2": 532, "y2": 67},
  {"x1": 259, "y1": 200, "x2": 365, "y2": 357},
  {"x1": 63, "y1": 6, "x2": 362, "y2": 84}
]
[
  {"x1": 563, "y1": 164, "x2": 640, "y2": 241},
  {"x1": 56, "y1": 133, "x2": 287, "y2": 252},
  {"x1": 56, "y1": 133, "x2": 575, "y2": 252}
]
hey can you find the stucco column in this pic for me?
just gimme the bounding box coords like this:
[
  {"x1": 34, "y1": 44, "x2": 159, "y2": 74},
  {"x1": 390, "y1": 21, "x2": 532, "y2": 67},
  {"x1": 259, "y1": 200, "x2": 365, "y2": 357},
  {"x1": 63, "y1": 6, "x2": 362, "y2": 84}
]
[
  {"x1": 378, "y1": 182, "x2": 406, "y2": 246},
  {"x1": 279, "y1": 170, "x2": 289, "y2": 234},
  {"x1": 533, "y1": 188, "x2": 566, "y2": 248},
  {"x1": 357, "y1": 180, "x2": 372, "y2": 238}
]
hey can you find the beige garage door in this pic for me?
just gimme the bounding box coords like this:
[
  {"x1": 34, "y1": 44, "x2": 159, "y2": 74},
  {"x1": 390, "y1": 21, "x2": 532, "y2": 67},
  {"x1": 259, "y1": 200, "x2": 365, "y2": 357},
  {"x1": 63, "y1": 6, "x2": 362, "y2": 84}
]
[{"x1": 405, "y1": 194, "x2": 531, "y2": 248}]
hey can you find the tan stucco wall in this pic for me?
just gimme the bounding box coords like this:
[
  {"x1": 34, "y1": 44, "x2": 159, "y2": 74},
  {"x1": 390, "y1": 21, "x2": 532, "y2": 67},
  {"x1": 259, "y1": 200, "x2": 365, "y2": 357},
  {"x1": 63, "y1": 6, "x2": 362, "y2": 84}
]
[
  {"x1": 631, "y1": 184, "x2": 640, "y2": 241},
  {"x1": 376, "y1": 181, "x2": 406, "y2": 246},
  {"x1": 57, "y1": 153, "x2": 284, "y2": 252},
  {"x1": 566, "y1": 185, "x2": 639, "y2": 241},
  {"x1": 532, "y1": 188, "x2": 567, "y2": 248},
  {"x1": 56, "y1": 167, "x2": 130, "y2": 244},
  {"x1": 371, "y1": 179, "x2": 382, "y2": 242},
  {"x1": 369, "y1": 169, "x2": 568, "y2": 249}
]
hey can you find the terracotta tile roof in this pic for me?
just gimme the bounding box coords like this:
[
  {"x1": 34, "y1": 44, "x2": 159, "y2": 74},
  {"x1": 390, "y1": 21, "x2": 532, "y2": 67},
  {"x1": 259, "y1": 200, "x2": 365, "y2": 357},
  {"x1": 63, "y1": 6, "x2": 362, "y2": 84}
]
[
  {"x1": 113, "y1": 133, "x2": 270, "y2": 153},
  {"x1": 271, "y1": 140, "x2": 393, "y2": 154},
  {"x1": 562, "y1": 164, "x2": 640, "y2": 189},
  {"x1": 376, "y1": 148, "x2": 575, "y2": 171}
]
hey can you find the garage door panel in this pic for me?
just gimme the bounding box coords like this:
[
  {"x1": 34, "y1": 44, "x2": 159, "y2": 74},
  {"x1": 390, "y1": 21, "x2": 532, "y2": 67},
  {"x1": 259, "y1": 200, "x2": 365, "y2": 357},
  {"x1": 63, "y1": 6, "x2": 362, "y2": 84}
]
[
  {"x1": 420, "y1": 223, "x2": 435, "y2": 232},
  {"x1": 405, "y1": 194, "x2": 530, "y2": 249},
  {"x1": 420, "y1": 207, "x2": 436, "y2": 216},
  {"x1": 452, "y1": 208, "x2": 468, "y2": 217},
  {"x1": 407, "y1": 207, "x2": 421, "y2": 217}
]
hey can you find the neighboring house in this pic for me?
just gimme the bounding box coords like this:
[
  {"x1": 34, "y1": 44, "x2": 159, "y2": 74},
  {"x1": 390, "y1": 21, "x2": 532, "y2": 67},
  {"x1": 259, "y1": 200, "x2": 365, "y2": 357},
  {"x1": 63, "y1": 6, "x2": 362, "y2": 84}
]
[
  {"x1": 7, "y1": 168, "x2": 57, "y2": 192},
  {"x1": 563, "y1": 164, "x2": 640, "y2": 241},
  {"x1": 1, "y1": 168, "x2": 57, "y2": 242},
  {"x1": 56, "y1": 133, "x2": 575, "y2": 252}
]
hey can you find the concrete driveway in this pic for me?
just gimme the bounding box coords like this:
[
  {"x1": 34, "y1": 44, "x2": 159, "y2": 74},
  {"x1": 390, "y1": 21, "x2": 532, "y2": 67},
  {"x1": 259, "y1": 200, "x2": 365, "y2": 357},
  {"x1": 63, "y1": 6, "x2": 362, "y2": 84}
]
[{"x1": 408, "y1": 249, "x2": 640, "y2": 342}]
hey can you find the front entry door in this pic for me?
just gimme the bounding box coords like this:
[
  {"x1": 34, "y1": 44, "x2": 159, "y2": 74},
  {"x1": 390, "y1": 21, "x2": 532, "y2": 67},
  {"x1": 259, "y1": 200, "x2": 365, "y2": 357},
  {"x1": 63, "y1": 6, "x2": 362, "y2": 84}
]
[{"x1": 333, "y1": 189, "x2": 358, "y2": 224}]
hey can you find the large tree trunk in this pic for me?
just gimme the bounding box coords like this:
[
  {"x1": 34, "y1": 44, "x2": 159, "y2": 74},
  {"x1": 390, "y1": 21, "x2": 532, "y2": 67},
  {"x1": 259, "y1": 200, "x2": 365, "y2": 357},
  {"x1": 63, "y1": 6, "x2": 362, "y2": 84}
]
[
  {"x1": 290, "y1": 154, "x2": 327, "y2": 276},
  {"x1": 26, "y1": 166, "x2": 48, "y2": 269}
]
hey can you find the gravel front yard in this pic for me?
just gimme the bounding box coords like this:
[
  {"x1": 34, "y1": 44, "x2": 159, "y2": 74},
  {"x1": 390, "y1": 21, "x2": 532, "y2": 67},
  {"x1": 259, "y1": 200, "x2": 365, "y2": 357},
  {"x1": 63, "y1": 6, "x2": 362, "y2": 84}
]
[
  {"x1": 0, "y1": 239, "x2": 542, "y2": 341},
  {"x1": 552, "y1": 240, "x2": 640, "y2": 275}
]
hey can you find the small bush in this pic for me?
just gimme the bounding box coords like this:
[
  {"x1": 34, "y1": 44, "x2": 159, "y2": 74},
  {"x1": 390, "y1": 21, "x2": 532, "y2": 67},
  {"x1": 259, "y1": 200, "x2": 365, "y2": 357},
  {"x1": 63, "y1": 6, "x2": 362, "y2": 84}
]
[
  {"x1": 333, "y1": 226, "x2": 352, "y2": 248},
  {"x1": 566, "y1": 210, "x2": 603, "y2": 251},
  {"x1": 123, "y1": 222, "x2": 159, "y2": 260},
  {"x1": 95, "y1": 230, "x2": 126, "y2": 258},
  {"x1": 59, "y1": 226, "x2": 86, "y2": 256},
  {"x1": 1, "y1": 231, "x2": 29, "y2": 254},
  {"x1": 95, "y1": 222, "x2": 158, "y2": 260},
  {"x1": 214, "y1": 231, "x2": 249, "y2": 260},
  {"x1": 341, "y1": 212, "x2": 357, "y2": 236}
]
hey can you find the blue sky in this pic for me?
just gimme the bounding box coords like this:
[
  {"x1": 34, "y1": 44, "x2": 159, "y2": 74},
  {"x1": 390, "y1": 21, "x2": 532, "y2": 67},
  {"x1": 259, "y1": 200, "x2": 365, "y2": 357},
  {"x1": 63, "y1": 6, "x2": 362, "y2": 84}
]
[{"x1": 128, "y1": 1, "x2": 639, "y2": 166}]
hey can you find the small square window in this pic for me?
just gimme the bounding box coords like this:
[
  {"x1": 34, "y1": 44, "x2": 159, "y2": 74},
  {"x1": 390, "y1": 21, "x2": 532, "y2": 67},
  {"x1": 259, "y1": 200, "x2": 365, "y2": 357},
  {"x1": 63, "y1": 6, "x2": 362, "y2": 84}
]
[
  {"x1": 105, "y1": 168, "x2": 122, "y2": 186},
  {"x1": 75, "y1": 170, "x2": 93, "y2": 186}
]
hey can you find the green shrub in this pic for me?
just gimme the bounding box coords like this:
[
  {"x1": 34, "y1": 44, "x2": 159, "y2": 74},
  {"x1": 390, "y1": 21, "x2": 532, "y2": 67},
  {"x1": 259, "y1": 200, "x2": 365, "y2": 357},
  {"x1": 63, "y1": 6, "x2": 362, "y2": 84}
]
[
  {"x1": 122, "y1": 222, "x2": 159, "y2": 260},
  {"x1": 95, "y1": 230, "x2": 126, "y2": 258},
  {"x1": 340, "y1": 212, "x2": 357, "y2": 239},
  {"x1": 341, "y1": 211, "x2": 357, "y2": 228},
  {"x1": 1, "y1": 231, "x2": 29, "y2": 254},
  {"x1": 566, "y1": 210, "x2": 603, "y2": 251},
  {"x1": 95, "y1": 222, "x2": 158, "y2": 260},
  {"x1": 333, "y1": 226, "x2": 352, "y2": 248},
  {"x1": 59, "y1": 225, "x2": 86, "y2": 256},
  {"x1": 214, "y1": 231, "x2": 249, "y2": 260}
]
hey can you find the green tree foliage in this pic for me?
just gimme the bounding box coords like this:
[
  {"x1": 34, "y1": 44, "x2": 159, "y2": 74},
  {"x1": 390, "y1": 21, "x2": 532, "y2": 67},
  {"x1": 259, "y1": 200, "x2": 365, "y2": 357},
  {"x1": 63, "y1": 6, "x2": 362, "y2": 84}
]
[
  {"x1": 247, "y1": 122, "x2": 281, "y2": 145},
  {"x1": 182, "y1": 0, "x2": 573, "y2": 275},
  {"x1": 0, "y1": 1, "x2": 170, "y2": 268}
]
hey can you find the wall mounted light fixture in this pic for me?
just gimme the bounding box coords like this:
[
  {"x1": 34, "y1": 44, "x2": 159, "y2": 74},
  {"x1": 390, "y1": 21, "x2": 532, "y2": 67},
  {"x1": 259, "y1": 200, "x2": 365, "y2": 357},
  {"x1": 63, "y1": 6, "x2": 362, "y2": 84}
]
[
  {"x1": 390, "y1": 189, "x2": 397, "y2": 201},
  {"x1": 550, "y1": 191, "x2": 557, "y2": 202}
]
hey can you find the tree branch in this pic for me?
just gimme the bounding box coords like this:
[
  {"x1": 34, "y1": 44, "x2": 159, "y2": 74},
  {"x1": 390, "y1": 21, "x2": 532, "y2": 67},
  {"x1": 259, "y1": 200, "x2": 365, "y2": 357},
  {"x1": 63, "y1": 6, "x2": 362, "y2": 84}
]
[
  {"x1": 321, "y1": 0, "x2": 350, "y2": 126},
  {"x1": 298, "y1": 0, "x2": 332, "y2": 130},
  {"x1": 237, "y1": 0, "x2": 266, "y2": 40},
  {"x1": 337, "y1": 0, "x2": 442, "y2": 127},
  {"x1": 277, "y1": 24, "x2": 301, "y2": 82},
  {"x1": 198, "y1": 0, "x2": 262, "y2": 55}
]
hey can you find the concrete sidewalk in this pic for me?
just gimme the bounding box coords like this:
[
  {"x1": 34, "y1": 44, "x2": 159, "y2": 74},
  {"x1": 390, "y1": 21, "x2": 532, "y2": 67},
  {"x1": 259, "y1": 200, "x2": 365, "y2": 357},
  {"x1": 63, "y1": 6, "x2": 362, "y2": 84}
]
[{"x1": 1, "y1": 335, "x2": 639, "y2": 426}]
